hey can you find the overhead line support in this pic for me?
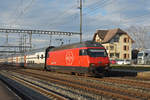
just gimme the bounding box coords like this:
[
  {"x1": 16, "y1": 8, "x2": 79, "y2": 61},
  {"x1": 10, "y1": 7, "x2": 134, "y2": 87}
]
[
  {"x1": 0, "y1": 28, "x2": 80, "y2": 36},
  {"x1": 79, "y1": 0, "x2": 83, "y2": 42}
]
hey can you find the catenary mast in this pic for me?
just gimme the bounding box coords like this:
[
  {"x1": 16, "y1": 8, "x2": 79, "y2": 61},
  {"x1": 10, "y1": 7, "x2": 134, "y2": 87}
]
[{"x1": 79, "y1": 0, "x2": 82, "y2": 42}]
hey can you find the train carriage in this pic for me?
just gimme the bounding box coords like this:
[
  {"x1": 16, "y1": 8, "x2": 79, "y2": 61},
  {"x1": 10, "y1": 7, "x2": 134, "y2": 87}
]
[
  {"x1": 45, "y1": 41, "x2": 110, "y2": 75},
  {"x1": 24, "y1": 48, "x2": 46, "y2": 69}
]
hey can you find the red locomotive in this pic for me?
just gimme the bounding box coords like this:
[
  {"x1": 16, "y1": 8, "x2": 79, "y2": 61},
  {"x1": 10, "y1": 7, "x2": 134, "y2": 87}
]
[
  {"x1": 45, "y1": 41, "x2": 110, "y2": 76},
  {"x1": 0, "y1": 41, "x2": 110, "y2": 76}
]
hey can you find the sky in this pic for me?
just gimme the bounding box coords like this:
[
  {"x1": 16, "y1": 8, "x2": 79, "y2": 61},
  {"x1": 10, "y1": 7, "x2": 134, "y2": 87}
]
[{"x1": 0, "y1": 0, "x2": 150, "y2": 50}]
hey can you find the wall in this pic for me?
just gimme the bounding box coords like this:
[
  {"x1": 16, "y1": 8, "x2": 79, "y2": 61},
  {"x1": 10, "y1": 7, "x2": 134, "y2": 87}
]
[{"x1": 95, "y1": 34, "x2": 132, "y2": 60}]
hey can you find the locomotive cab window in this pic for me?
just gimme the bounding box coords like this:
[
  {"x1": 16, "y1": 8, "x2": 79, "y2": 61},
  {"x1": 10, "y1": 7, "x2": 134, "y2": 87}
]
[
  {"x1": 79, "y1": 49, "x2": 88, "y2": 56},
  {"x1": 88, "y1": 49, "x2": 107, "y2": 57}
]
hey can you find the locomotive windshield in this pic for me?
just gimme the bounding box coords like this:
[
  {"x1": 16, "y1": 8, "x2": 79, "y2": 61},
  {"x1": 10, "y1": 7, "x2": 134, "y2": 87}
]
[
  {"x1": 138, "y1": 53, "x2": 143, "y2": 57},
  {"x1": 88, "y1": 49, "x2": 107, "y2": 57}
]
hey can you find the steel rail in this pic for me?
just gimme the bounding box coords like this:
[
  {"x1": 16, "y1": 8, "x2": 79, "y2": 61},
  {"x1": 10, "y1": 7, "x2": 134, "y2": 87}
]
[
  {"x1": 1, "y1": 72, "x2": 68, "y2": 100},
  {"x1": 98, "y1": 77, "x2": 150, "y2": 89},
  {"x1": 13, "y1": 70, "x2": 142, "y2": 100}
]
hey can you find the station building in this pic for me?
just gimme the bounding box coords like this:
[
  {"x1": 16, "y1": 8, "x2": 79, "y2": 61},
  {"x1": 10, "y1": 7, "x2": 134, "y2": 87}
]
[{"x1": 93, "y1": 28, "x2": 134, "y2": 60}]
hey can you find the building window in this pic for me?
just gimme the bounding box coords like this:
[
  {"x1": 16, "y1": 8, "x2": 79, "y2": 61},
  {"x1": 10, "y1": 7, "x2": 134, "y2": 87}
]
[
  {"x1": 124, "y1": 45, "x2": 127, "y2": 50},
  {"x1": 124, "y1": 54, "x2": 127, "y2": 59},
  {"x1": 116, "y1": 53, "x2": 120, "y2": 58},
  {"x1": 124, "y1": 45, "x2": 129, "y2": 51},
  {"x1": 110, "y1": 46, "x2": 114, "y2": 50},
  {"x1": 124, "y1": 38, "x2": 126, "y2": 43},
  {"x1": 124, "y1": 38, "x2": 128, "y2": 43},
  {"x1": 110, "y1": 53, "x2": 114, "y2": 58}
]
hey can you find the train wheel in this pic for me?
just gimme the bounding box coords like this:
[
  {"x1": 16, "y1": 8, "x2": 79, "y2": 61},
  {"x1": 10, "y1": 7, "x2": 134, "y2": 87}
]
[
  {"x1": 75, "y1": 73, "x2": 79, "y2": 76},
  {"x1": 84, "y1": 73, "x2": 88, "y2": 77},
  {"x1": 44, "y1": 66, "x2": 49, "y2": 71},
  {"x1": 71, "y1": 72, "x2": 75, "y2": 75}
]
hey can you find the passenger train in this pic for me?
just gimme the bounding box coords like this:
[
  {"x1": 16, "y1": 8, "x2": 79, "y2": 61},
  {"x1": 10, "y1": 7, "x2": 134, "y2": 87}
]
[{"x1": 0, "y1": 41, "x2": 110, "y2": 76}]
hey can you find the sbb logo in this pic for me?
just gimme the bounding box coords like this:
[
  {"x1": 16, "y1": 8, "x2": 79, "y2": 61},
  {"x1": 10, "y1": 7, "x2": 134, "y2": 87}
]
[{"x1": 65, "y1": 51, "x2": 74, "y2": 65}]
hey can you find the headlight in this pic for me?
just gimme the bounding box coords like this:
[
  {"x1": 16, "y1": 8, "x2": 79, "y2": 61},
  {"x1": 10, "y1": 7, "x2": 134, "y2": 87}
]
[
  {"x1": 90, "y1": 63, "x2": 95, "y2": 66},
  {"x1": 105, "y1": 63, "x2": 109, "y2": 66}
]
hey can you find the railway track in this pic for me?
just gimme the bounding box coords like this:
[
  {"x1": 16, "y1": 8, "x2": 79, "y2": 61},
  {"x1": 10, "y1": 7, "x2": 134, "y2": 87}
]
[
  {"x1": 0, "y1": 70, "x2": 106, "y2": 99},
  {"x1": 11, "y1": 69, "x2": 150, "y2": 100},
  {"x1": 0, "y1": 71, "x2": 70, "y2": 100},
  {"x1": 97, "y1": 77, "x2": 150, "y2": 91},
  {"x1": 1, "y1": 65, "x2": 150, "y2": 100},
  {"x1": 124, "y1": 76, "x2": 150, "y2": 82}
]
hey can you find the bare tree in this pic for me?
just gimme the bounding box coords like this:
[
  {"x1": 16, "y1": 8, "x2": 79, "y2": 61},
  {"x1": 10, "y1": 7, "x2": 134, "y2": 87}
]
[{"x1": 126, "y1": 26, "x2": 150, "y2": 50}]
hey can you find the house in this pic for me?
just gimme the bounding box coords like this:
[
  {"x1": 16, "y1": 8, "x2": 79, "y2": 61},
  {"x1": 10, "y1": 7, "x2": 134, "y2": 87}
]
[{"x1": 93, "y1": 28, "x2": 134, "y2": 60}]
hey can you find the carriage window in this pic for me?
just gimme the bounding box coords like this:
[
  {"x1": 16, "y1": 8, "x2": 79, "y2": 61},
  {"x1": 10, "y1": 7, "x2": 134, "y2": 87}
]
[
  {"x1": 37, "y1": 55, "x2": 39, "y2": 59},
  {"x1": 41, "y1": 54, "x2": 44, "y2": 59},
  {"x1": 79, "y1": 49, "x2": 88, "y2": 56}
]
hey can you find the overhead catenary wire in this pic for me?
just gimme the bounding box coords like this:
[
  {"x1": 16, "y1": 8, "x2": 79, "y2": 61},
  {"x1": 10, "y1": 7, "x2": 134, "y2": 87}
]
[
  {"x1": 9, "y1": 0, "x2": 23, "y2": 25},
  {"x1": 11, "y1": 0, "x2": 35, "y2": 25},
  {"x1": 83, "y1": 0, "x2": 114, "y2": 16},
  {"x1": 48, "y1": 0, "x2": 115, "y2": 30},
  {"x1": 44, "y1": 0, "x2": 108, "y2": 28},
  {"x1": 83, "y1": 0, "x2": 117, "y2": 33},
  {"x1": 1, "y1": 0, "x2": 149, "y2": 36},
  {"x1": 84, "y1": 0, "x2": 150, "y2": 30},
  {"x1": 45, "y1": 5, "x2": 78, "y2": 27}
]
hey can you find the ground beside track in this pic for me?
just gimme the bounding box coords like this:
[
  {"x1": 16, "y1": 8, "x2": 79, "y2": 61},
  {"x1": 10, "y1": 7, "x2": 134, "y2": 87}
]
[{"x1": 0, "y1": 80, "x2": 21, "y2": 100}]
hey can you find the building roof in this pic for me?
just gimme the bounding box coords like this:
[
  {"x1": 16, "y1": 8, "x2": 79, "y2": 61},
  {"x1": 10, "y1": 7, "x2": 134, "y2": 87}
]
[{"x1": 93, "y1": 28, "x2": 134, "y2": 43}]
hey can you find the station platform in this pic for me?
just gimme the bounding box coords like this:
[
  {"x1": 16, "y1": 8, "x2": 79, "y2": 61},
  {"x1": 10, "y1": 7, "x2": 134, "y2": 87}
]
[
  {"x1": 111, "y1": 64, "x2": 150, "y2": 67},
  {"x1": 0, "y1": 80, "x2": 20, "y2": 100},
  {"x1": 110, "y1": 68, "x2": 150, "y2": 78},
  {"x1": 130, "y1": 64, "x2": 150, "y2": 67}
]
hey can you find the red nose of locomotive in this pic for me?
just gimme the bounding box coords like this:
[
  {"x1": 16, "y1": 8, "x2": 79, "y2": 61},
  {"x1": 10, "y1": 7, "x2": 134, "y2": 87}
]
[
  {"x1": 89, "y1": 57, "x2": 110, "y2": 74},
  {"x1": 89, "y1": 57, "x2": 109, "y2": 67}
]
